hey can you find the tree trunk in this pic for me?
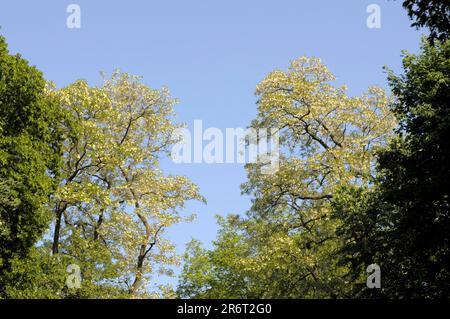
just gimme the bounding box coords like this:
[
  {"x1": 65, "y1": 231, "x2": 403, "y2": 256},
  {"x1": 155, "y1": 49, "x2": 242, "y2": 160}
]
[
  {"x1": 52, "y1": 209, "x2": 63, "y2": 255},
  {"x1": 52, "y1": 202, "x2": 67, "y2": 255},
  {"x1": 129, "y1": 245, "x2": 146, "y2": 295}
]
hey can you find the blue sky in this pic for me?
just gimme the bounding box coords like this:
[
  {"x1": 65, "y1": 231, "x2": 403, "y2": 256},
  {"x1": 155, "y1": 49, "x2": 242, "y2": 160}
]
[{"x1": 0, "y1": 0, "x2": 422, "y2": 289}]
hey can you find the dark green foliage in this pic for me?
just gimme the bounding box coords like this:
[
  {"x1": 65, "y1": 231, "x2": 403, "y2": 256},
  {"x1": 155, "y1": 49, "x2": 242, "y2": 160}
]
[
  {"x1": 400, "y1": 0, "x2": 450, "y2": 42},
  {"x1": 379, "y1": 38, "x2": 450, "y2": 297},
  {"x1": 0, "y1": 35, "x2": 64, "y2": 294},
  {"x1": 334, "y1": 39, "x2": 450, "y2": 298},
  {"x1": 0, "y1": 247, "x2": 68, "y2": 298},
  {"x1": 329, "y1": 2, "x2": 450, "y2": 299}
]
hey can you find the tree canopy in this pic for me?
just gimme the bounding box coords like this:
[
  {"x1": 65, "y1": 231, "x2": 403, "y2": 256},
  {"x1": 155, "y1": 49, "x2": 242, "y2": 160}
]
[
  {"x1": 0, "y1": 35, "x2": 204, "y2": 298},
  {"x1": 178, "y1": 1, "x2": 450, "y2": 298},
  {"x1": 400, "y1": 0, "x2": 450, "y2": 42},
  {"x1": 333, "y1": 38, "x2": 450, "y2": 298},
  {"x1": 1, "y1": 0, "x2": 449, "y2": 299},
  {"x1": 177, "y1": 57, "x2": 397, "y2": 298},
  {"x1": 0, "y1": 35, "x2": 65, "y2": 296}
]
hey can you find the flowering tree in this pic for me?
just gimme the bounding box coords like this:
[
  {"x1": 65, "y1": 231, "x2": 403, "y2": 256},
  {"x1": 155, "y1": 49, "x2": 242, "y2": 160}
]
[{"x1": 49, "y1": 72, "x2": 204, "y2": 297}]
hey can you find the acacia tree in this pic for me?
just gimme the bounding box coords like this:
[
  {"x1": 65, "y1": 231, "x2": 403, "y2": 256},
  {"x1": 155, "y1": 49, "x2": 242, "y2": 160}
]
[
  {"x1": 178, "y1": 57, "x2": 396, "y2": 298},
  {"x1": 47, "y1": 72, "x2": 203, "y2": 297}
]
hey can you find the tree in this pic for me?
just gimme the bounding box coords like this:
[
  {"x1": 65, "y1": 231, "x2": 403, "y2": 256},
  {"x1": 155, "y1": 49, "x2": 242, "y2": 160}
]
[
  {"x1": 1, "y1": 35, "x2": 202, "y2": 298},
  {"x1": 177, "y1": 57, "x2": 396, "y2": 298},
  {"x1": 178, "y1": 217, "x2": 267, "y2": 299},
  {"x1": 334, "y1": 38, "x2": 450, "y2": 298},
  {"x1": 399, "y1": 0, "x2": 450, "y2": 42},
  {"x1": 46, "y1": 72, "x2": 204, "y2": 297},
  {"x1": 0, "y1": 35, "x2": 65, "y2": 296}
]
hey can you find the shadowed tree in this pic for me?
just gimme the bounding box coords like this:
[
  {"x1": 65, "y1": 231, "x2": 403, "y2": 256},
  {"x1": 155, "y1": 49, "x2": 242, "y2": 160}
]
[
  {"x1": 0, "y1": 35, "x2": 65, "y2": 296},
  {"x1": 399, "y1": 0, "x2": 450, "y2": 42},
  {"x1": 333, "y1": 38, "x2": 450, "y2": 298}
]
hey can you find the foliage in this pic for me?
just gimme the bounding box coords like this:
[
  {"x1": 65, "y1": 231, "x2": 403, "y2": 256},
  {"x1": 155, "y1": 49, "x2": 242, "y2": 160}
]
[
  {"x1": 0, "y1": 35, "x2": 65, "y2": 296},
  {"x1": 177, "y1": 57, "x2": 396, "y2": 298},
  {"x1": 45, "y1": 72, "x2": 204, "y2": 297},
  {"x1": 1, "y1": 33, "x2": 203, "y2": 297},
  {"x1": 2, "y1": 1, "x2": 450, "y2": 299},
  {"x1": 0, "y1": 247, "x2": 67, "y2": 298},
  {"x1": 334, "y1": 38, "x2": 450, "y2": 298},
  {"x1": 399, "y1": 0, "x2": 450, "y2": 42}
]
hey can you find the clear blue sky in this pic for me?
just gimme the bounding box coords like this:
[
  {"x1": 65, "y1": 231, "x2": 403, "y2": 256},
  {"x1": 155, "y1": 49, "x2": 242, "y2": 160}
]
[{"x1": 0, "y1": 0, "x2": 422, "y2": 290}]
